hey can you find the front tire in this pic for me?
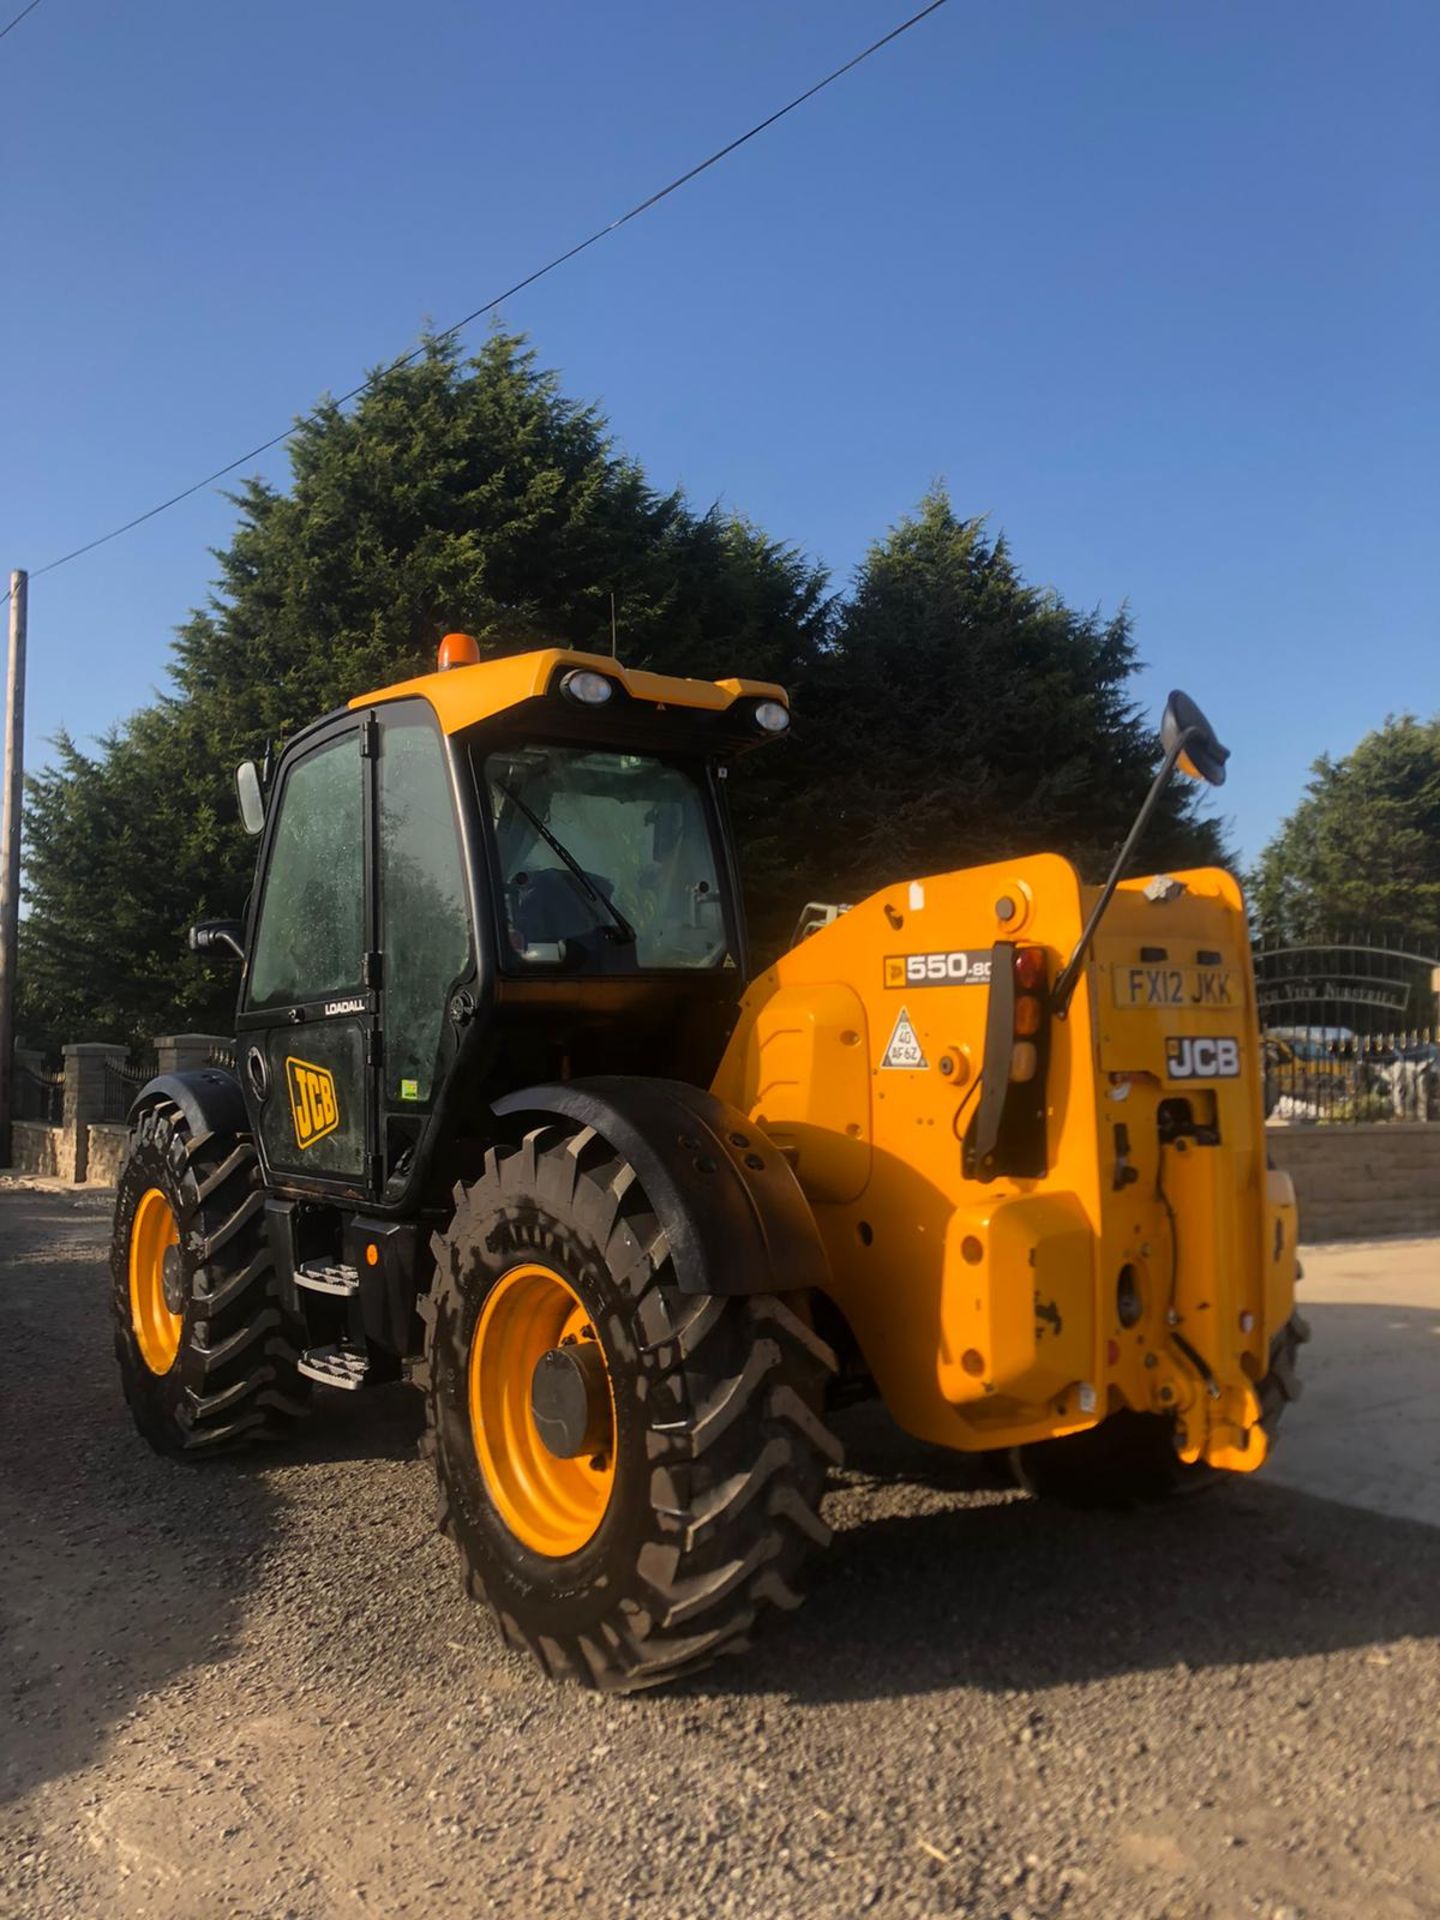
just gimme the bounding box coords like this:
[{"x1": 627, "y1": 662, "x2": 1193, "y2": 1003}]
[
  {"x1": 420, "y1": 1122, "x2": 840, "y2": 1691},
  {"x1": 111, "y1": 1099, "x2": 309, "y2": 1456}
]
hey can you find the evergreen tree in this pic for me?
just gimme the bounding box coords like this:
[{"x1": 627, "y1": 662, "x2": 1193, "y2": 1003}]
[
  {"x1": 20, "y1": 334, "x2": 830, "y2": 1044},
  {"x1": 741, "y1": 489, "x2": 1224, "y2": 951},
  {"x1": 20, "y1": 354, "x2": 1224, "y2": 1048},
  {"x1": 1251, "y1": 715, "x2": 1440, "y2": 945}
]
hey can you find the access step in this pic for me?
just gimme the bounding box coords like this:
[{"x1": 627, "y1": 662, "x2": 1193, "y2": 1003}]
[
  {"x1": 297, "y1": 1344, "x2": 369, "y2": 1390},
  {"x1": 294, "y1": 1260, "x2": 360, "y2": 1298}
]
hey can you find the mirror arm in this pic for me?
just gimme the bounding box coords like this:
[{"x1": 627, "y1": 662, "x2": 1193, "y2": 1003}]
[
  {"x1": 189, "y1": 921, "x2": 246, "y2": 961},
  {"x1": 1050, "y1": 727, "x2": 1195, "y2": 1020}
]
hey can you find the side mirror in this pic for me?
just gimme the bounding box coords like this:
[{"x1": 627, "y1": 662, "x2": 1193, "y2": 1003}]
[
  {"x1": 1052, "y1": 685, "x2": 1230, "y2": 1017},
  {"x1": 1161, "y1": 690, "x2": 1229, "y2": 787},
  {"x1": 236, "y1": 760, "x2": 266, "y2": 835},
  {"x1": 190, "y1": 919, "x2": 246, "y2": 960}
]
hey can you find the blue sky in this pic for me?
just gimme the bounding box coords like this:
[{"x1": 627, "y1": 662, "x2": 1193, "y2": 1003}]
[{"x1": 2, "y1": 0, "x2": 1436, "y2": 865}]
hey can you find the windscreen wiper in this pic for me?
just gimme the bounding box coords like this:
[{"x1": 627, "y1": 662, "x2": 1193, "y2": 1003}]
[{"x1": 497, "y1": 781, "x2": 637, "y2": 946}]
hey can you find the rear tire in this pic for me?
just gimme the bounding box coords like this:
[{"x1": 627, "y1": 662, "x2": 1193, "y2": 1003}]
[
  {"x1": 111, "y1": 1098, "x2": 310, "y2": 1456},
  {"x1": 1013, "y1": 1313, "x2": 1310, "y2": 1509},
  {"x1": 419, "y1": 1121, "x2": 840, "y2": 1692}
]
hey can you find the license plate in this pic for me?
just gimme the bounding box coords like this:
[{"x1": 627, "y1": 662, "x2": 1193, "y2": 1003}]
[{"x1": 1112, "y1": 964, "x2": 1236, "y2": 1010}]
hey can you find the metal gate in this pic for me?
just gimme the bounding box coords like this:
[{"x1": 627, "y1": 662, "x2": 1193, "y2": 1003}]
[{"x1": 1253, "y1": 933, "x2": 1440, "y2": 1124}]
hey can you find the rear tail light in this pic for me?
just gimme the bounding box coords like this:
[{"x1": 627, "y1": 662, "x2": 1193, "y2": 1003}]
[
  {"x1": 1013, "y1": 994, "x2": 1043, "y2": 1037},
  {"x1": 963, "y1": 943, "x2": 1051, "y2": 1182},
  {"x1": 1014, "y1": 946, "x2": 1046, "y2": 991},
  {"x1": 1008, "y1": 945, "x2": 1049, "y2": 1103}
]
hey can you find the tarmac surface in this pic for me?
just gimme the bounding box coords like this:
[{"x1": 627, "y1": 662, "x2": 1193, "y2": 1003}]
[
  {"x1": 1, "y1": 1182, "x2": 1437, "y2": 1920},
  {"x1": 1262, "y1": 1238, "x2": 1440, "y2": 1531}
]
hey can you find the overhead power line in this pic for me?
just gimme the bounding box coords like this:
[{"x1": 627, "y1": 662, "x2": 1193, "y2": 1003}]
[
  {"x1": 0, "y1": 0, "x2": 45, "y2": 44},
  {"x1": 30, "y1": 0, "x2": 951, "y2": 582}
]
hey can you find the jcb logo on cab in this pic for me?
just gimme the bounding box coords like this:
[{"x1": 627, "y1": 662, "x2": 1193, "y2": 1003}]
[
  {"x1": 1165, "y1": 1036, "x2": 1241, "y2": 1081},
  {"x1": 286, "y1": 1057, "x2": 340, "y2": 1148}
]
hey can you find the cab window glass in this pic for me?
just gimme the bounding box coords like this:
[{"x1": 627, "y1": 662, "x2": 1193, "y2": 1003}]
[
  {"x1": 481, "y1": 745, "x2": 730, "y2": 973},
  {"x1": 379, "y1": 711, "x2": 471, "y2": 1103},
  {"x1": 247, "y1": 735, "x2": 364, "y2": 1007}
]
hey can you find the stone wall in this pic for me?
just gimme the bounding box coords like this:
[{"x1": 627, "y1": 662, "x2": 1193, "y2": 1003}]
[
  {"x1": 85, "y1": 1123, "x2": 132, "y2": 1189},
  {"x1": 12, "y1": 1120, "x2": 70, "y2": 1181},
  {"x1": 10, "y1": 1117, "x2": 128, "y2": 1187},
  {"x1": 4, "y1": 1036, "x2": 231, "y2": 1189},
  {"x1": 1267, "y1": 1122, "x2": 1440, "y2": 1243}
]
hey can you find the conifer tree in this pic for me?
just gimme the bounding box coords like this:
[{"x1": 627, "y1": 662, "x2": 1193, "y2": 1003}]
[
  {"x1": 741, "y1": 489, "x2": 1224, "y2": 951},
  {"x1": 1251, "y1": 715, "x2": 1440, "y2": 944},
  {"x1": 20, "y1": 334, "x2": 829, "y2": 1042},
  {"x1": 20, "y1": 356, "x2": 1224, "y2": 1047}
]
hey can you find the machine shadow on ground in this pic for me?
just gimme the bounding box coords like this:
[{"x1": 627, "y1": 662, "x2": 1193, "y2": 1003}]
[
  {"x1": 265, "y1": 1378, "x2": 426, "y2": 1466},
  {"x1": 686, "y1": 1354, "x2": 1440, "y2": 1707}
]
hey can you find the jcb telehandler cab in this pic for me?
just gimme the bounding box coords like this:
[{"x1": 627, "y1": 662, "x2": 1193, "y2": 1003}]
[{"x1": 112, "y1": 635, "x2": 1306, "y2": 1691}]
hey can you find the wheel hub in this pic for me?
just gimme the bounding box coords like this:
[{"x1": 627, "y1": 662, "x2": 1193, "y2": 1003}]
[
  {"x1": 531, "y1": 1342, "x2": 610, "y2": 1460},
  {"x1": 128, "y1": 1186, "x2": 183, "y2": 1376},
  {"x1": 161, "y1": 1244, "x2": 186, "y2": 1315},
  {"x1": 467, "y1": 1263, "x2": 617, "y2": 1557}
]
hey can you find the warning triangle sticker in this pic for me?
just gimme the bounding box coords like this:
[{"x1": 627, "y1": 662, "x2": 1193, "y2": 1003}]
[{"x1": 879, "y1": 1005, "x2": 928, "y2": 1070}]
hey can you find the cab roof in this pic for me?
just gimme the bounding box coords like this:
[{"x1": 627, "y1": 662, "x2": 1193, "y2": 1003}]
[{"x1": 349, "y1": 647, "x2": 787, "y2": 736}]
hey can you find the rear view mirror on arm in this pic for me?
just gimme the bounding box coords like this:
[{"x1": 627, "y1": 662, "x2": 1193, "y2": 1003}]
[
  {"x1": 1051, "y1": 686, "x2": 1231, "y2": 1016},
  {"x1": 236, "y1": 760, "x2": 266, "y2": 835},
  {"x1": 190, "y1": 919, "x2": 245, "y2": 960},
  {"x1": 1161, "y1": 691, "x2": 1229, "y2": 787}
]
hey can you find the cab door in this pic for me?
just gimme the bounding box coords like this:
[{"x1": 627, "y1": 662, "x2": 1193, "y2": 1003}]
[
  {"x1": 237, "y1": 721, "x2": 376, "y2": 1200},
  {"x1": 373, "y1": 699, "x2": 476, "y2": 1194}
]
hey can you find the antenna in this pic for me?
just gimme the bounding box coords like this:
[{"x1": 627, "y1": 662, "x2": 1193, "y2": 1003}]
[{"x1": 610, "y1": 592, "x2": 619, "y2": 661}]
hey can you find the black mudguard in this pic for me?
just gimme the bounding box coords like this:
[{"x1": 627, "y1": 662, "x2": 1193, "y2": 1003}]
[
  {"x1": 127, "y1": 1068, "x2": 249, "y2": 1144},
  {"x1": 492, "y1": 1076, "x2": 831, "y2": 1299}
]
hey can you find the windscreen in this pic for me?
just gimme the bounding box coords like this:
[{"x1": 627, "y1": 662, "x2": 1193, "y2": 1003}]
[{"x1": 481, "y1": 744, "x2": 732, "y2": 973}]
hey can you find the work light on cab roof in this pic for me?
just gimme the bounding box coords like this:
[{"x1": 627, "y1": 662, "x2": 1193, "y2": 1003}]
[{"x1": 561, "y1": 668, "x2": 613, "y2": 706}]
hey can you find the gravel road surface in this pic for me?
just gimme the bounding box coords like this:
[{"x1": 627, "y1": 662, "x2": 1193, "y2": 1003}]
[{"x1": 2, "y1": 1183, "x2": 1437, "y2": 1920}]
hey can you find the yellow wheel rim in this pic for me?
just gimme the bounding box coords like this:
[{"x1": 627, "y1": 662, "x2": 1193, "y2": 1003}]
[
  {"x1": 468, "y1": 1262, "x2": 617, "y2": 1557},
  {"x1": 129, "y1": 1186, "x2": 182, "y2": 1375}
]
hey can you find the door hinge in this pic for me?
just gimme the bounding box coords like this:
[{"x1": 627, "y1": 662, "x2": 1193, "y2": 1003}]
[
  {"x1": 363, "y1": 950, "x2": 383, "y2": 988},
  {"x1": 365, "y1": 1029, "x2": 382, "y2": 1068},
  {"x1": 368, "y1": 1153, "x2": 386, "y2": 1191},
  {"x1": 359, "y1": 715, "x2": 379, "y2": 759}
]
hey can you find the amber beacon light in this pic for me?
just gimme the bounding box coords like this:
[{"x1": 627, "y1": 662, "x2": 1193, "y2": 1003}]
[{"x1": 438, "y1": 632, "x2": 481, "y2": 671}]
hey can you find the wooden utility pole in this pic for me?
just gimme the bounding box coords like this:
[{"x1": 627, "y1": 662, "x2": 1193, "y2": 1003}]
[{"x1": 0, "y1": 569, "x2": 27, "y2": 1167}]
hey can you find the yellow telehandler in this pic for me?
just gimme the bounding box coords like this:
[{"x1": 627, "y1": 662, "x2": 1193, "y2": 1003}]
[{"x1": 111, "y1": 634, "x2": 1305, "y2": 1689}]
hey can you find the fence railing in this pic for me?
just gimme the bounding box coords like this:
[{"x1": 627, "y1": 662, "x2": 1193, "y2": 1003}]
[
  {"x1": 1264, "y1": 1027, "x2": 1439, "y2": 1124},
  {"x1": 7, "y1": 1034, "x2": 237, "y2": 1183},
  {"x1": 13, "y1": 1062, "x2": 64, "y2": 1125},
  {"x1": 99, "y1": 1052, "x2": 159, "y2": 1125}
]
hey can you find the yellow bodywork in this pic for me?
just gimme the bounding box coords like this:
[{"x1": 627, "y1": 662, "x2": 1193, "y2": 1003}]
[
  {"x1": 350, "y1": 642, "x2": 1295, "y2": 1478},
  {"x1": 712, "y1": 854, "x2": 1298, "y2": 1473},
  {"x1": 350, "y1": 646, "x2": 786, "y2": 732}
]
